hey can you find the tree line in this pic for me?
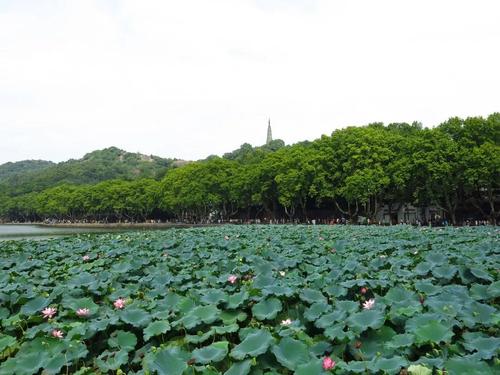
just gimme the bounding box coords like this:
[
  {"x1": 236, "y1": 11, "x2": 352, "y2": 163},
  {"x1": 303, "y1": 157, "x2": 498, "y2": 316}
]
[{"x1": 1, "y1": 114, "x2": 498, "y2": 225}]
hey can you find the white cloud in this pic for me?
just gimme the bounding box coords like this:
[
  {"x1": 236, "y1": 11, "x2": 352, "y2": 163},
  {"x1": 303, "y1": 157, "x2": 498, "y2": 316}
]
[{"x1": 0, "y1": 0, "x2": 499, "y2": 163}]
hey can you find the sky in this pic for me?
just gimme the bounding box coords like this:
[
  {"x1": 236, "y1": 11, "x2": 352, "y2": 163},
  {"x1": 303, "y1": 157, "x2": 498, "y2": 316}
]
[{"x1": 0, "y1": 0, "x2": 499, "y2": 164}]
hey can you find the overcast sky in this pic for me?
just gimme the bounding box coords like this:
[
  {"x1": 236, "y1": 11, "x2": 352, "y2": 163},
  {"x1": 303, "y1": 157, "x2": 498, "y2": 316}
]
[{"x1": 1, "y1": 0, "x2": 499, "y2": 164}]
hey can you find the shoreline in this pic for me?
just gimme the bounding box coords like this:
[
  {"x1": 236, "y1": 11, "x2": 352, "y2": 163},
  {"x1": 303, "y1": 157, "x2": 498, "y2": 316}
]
[{"x1": 37, "y1": 222, "x2": 219, "y2": 229}]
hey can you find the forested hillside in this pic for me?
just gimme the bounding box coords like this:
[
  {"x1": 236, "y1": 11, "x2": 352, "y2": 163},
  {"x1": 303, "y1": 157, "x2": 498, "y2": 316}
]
[
  {"x1": 0, "y1": 147, "x2": 177, "y2": 196},
  {"x1": 0, "y1": 160, "x2": 54, "y2": 181},
  {"x1": 0, "y1": 114, "x2": 498, "y2": 224}
]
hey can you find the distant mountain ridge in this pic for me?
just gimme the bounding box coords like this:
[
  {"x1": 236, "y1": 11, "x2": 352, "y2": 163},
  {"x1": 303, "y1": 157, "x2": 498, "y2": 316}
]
[{"x1": 0, "y1": 147, "x2": 179, "y2": 196}]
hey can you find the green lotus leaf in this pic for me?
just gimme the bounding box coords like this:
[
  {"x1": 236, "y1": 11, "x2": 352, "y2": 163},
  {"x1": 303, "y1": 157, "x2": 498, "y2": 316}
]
[
  {"x1": 299, "y1": 288, "x2": 327, "y2": 304},
  {"x1": 108, "y1": 330, "x2": 137, "y2": 352},
  {"x1": 384, "y1": 287, "x2": 418, "y2": 305},
  {"x1": 63, "y1": 297, "x2": 99, "y2": 315},
  {"x1": 0, "y1": 307, "x2": 9, "y2": 320},
  {"x1": 185, "y1": 329, "x2": 215, "y2": 344},
  {"x1": 324, "y1": 324, "x2": 355, "y2": 341},
  {"x1": 336, "y1": 300, "x2": 359, "y2": 313},
  {"x1": 324, "y1": 284, "x2": 348, "y2": 297},
  {"x1": 111, "y1": 262, "x2": 132, "y2": 273},
  {"x1": 461, "y1": 301, "x2": 497, "y2": 326},
  {"x1": 432, "y1": 264, "x2": 458, "y2": 280},
  {"x1": 372, "y1": 356, "x2": 407, "y2": 373},
  {"x1": 253, "y1": 275, "x2": 276, "y2": 288},
  {"x1": 214, "y1": 323, "x2": 239, "y2": 334},
  {"x1": 342, "y1": 360, "x2": 370, "y2": 373},
  {"x1": 315, "y1": 310, "x2": 347, "y2": 329},
  {"x1": 20, "y1": 296, "x2": 51, "y2": 316},
  {"x1": 310, "y1": 341, "x2": 333, "y2": 356},
  {"x1": 425, "y1": 253, "x2": 446, "y2": 266},
  {"x1": 469, "y1": 284, "x2": 490, "y2": 300},
  {"x1": 414, "y1": 320, "x2": 453, "y2": 344},
  {"x1": 385, "y1": 334, "x2": 414, "y2": 349},
  {"x1": 347, "y1": 310, "x2": 385, "y2": 332},
  {"x1": 182, "y1": 305, "x2": 220, "y2": 329},
  {"x1": 148, "y1": 348, "x2": 190, "y2": 375},
  {"x1": 251, "y1": 298, "x2": 282, "y2": 321},
  {"x1": 143, "y1": 320, "x2": 171, "y2": 341},
  {"x1": 227, "y1": 291, "x2": 249, "y2": 309},
  {"x1": 462, "y1": 332, "x2": 500, "y2": 359},
  {"x1": 444, "y1": 357, "x2": 494, "y2": 375},
  {"x1": 220, "y1": 310, "x2": 247, "y2": 325},
  {"x1": 0, "y1": 335, "x2": 16, "y2": 353},
  {"x1": 230, "y1": 329, "x2": 274, "y2": 360},
  {"x1": 119, "y1": 308, "x2": 151, "y2": 327},
  {"x1": 65, "y1": 341, "x2": 89, "y2": 362},
  {"x1": 262, "y1": 285, "x2": 295, "y2": 297},
  {"x1": 407, "y1": 364, "x2": 432, "y2": 375},
  {"x1": 192, "y1": 341, "x2": 229, "y2": 364},
  {"x1": 96, "y1": 349, "x2": 129, "y2": 372},
  {"x1": 405, "y1": 313, "x2": 448, "y2": 332},
  {"x1": 414, "y1": 262, "x2": 432, "y2": 275},
  {"x1": 200, "y1": 289, "x2": 228, "y2": 305},
  {"x1": 304, "y1": 302, "x2": 331, "y2": 321},
  {"x1": 11, "y1": 352, "x2": 45, "y2": 374},
  {"x1": 487, "y1": 280, "x2": 500, "y2": 298},
  {"x1": 271, "y1": 337, "x2": 311, "y2": 370},
  {"x1": 223, "y1": 359, "x2": 252, "y2": 375},
  {"x1": 350, "y1": 326, "x2": 396, "y2": 360},
  {"x1": 295, "y1": 359, "x2": 323, "y2": 375},
  {"x1": 414, "y1": 280, "x2": 440, "y2": 295},
  {"x1": 469, "y1": 267, "x2": 493, "y2": 282}
]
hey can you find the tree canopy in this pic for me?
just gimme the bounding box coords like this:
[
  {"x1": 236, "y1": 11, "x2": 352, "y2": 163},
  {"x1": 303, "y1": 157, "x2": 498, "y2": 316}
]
[{"x1": 1, "y1": 114, "x2": 498, "y2": 224}]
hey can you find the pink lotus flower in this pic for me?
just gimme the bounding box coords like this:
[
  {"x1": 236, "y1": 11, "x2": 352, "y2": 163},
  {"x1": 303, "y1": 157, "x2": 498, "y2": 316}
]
[
  {"x1": 363, "y1": 298, "x2": 375, "y2": 310},
  {"x1": 76, "y1": 308, "x2": 90, "y2": 317},
  {"x1": 51, "y1": 329, "x2": 64, "y2": 339},
  {"x1": 42, "y1": 307, "x2": 57, "y2": 319},
  {"x1": 281, "y1": 318, "x2": 292, "y2": 326},
  {"x1": 360, "y1": 287, "x2": 368, "y2": 295},
  {"x1": 227, "y1": 275, "x2": 238, "y2": 284},
  {"x1": 82, "y1": 255, "x2": 90, "y2": 261},
  {"x1": 113, "y1": 298, "x2": 126, "y2": 309},
  {"x1": 322, "y1": 356, "x2": 335, "y2": 370}
]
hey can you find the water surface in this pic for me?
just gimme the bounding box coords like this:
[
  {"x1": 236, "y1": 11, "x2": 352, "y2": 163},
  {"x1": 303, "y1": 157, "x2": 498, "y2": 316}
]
[{"x1": 0, "y1": 224, "x2": 112, "y2": 241}]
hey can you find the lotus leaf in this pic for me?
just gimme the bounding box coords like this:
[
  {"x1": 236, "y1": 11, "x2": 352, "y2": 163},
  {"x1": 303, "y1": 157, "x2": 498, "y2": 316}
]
[
  {"x1": 0, "y1": 225, "x2": 497, "y2": 374},
  {"x1": 148, "y1": 347, "x2": 189, "y2": 375},
  {"x1": 108, "y1": 330, "x2": 137, "y2": 352},
  {"x1": 271, "y1": 337, "x2": 310, "y2": 370},
  {"x1": 347, "y1": 309, "x2": 385, "y2": 332},
  {"x1": 230, "y1": 329, "x2": 274, "y2": 360},
  {"x1": 192, "y1": 341, "x2": 229, "y2": 364},
  {"x1": 143, "y1": 320, "x2": 171, "y2": 341},
  {"x1": 414, "y1": 320, "x2": 453, "y2": 344},
  {"x1": 251, "y1": 298, "x2": 282, "y2": 321},
  {"x1": 223, "y1": 360, "x2": 252, "y2": 375},
  {"x1": 119, "y1": 308, "x2": 151, "y2": 327}
]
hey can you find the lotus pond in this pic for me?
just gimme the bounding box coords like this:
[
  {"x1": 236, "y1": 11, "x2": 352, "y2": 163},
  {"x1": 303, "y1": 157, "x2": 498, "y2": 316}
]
[{"x1": 0, "y1": 225, "x2": 498, "y2": 375}]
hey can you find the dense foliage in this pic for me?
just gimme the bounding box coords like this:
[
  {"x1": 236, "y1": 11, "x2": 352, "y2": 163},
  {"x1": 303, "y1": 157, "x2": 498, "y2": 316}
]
[
  {"x1": 0, "y1": 147, "x2": 176, "y2": 197},
  {"x1": 0, "y1": 225, "x2": 498, "y2": 374},
  {"x1": 0, "y1": 160, "x2": 54, "y2": 181},
  {"x1": 0, "y1": 114, "x2": 499, "y2": 224}
]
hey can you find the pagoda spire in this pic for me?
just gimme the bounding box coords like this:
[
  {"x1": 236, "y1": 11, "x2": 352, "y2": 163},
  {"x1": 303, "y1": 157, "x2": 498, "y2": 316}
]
[{"x1": 266, "y1": 118, "x2": 273, "y2": 145}]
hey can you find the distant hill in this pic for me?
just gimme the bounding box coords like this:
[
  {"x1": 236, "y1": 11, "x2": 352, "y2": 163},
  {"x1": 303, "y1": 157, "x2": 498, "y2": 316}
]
[
  {"x1": 0, "y1": 160, "x2": 55, "y2": 181},
  {"x1": 0, "y1": 147, "x2": 179, "y2": 196}
]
